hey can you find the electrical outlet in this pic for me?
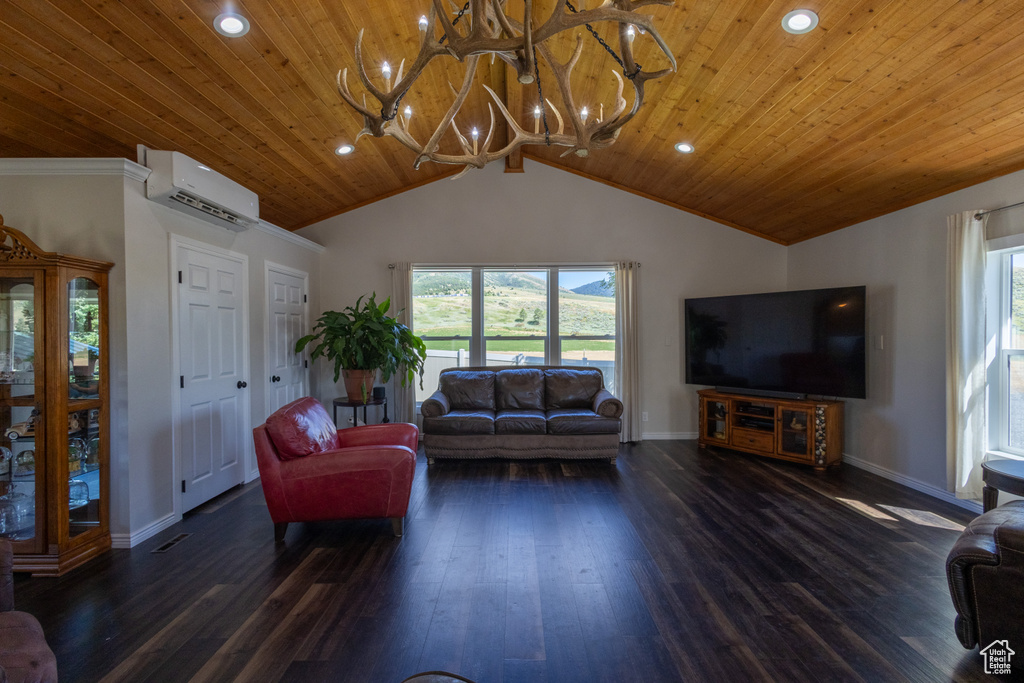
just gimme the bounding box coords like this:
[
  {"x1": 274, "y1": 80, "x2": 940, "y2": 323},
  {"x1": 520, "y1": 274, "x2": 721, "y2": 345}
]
[{"x1": 642, "y1": 411, "x2": 649, "y2": 422}]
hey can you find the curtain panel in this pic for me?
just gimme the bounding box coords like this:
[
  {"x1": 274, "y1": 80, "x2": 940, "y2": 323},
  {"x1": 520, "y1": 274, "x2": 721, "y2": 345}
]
[
  {"x1": 615, "y1": 261, "x2": 642, "y2": 442},
  {"x1": 946, "y1": 210, "x2": 988, "y2": 500},
  {"x1": 390, "y1": 262, "x2": 416, "y2": 424}
]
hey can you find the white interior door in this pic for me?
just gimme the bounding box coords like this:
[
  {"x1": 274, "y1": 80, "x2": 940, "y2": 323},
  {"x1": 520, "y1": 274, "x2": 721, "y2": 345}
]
[
  {"x1": 176, "y1": 243, "x2": 248, "y2": 512},
  {"x1": 266, "y1": 264, "x2": 308, "y2": 418}
]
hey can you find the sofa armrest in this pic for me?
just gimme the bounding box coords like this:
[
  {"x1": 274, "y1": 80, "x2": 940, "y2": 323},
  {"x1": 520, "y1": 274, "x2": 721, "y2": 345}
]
[
  {"x1": 593, "y1": 389, "x2": 623, "y2": 418},
  {"x1": 420, "y1": 390, "x2": 450, "y2": 418},
  {"x1": 0, "y1": 538, "x2": 13, "y2": 612},
  {"x1": 336, "y1": 423, "x2": 419, "y2": 452}
]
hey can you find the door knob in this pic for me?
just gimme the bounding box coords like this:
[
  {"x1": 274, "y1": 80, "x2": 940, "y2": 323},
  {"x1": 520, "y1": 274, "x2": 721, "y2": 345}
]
[
  {"x1": 237, "y1": 380, "x2": 248, "y2": 389},
  {"x1": 271, "y1": 375, "x2": 281, "y2": 382}
]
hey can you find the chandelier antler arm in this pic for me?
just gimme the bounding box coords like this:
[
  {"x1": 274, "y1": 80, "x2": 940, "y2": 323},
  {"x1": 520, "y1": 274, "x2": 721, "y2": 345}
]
[{"x1": 414, "y1": 55, "x2": 483, "y2": 168}]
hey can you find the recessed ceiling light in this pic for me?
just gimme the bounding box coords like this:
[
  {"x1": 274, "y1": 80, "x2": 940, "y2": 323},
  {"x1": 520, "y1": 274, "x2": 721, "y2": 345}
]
[
  {"x1": 335, "y1": 144, "x2": 354, "y2": 156},
  {"x1": 782, "y1": 9, "x2": 819, "y2": 34},
  {"x1": 215, "y1": 12, "x2": 250, "y2": 37},
  {"x1": 675, "y1": 142, "x2": 695, "y2": 154}
]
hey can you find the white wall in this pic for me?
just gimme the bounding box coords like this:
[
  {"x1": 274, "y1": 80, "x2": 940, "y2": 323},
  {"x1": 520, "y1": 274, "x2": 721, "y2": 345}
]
[
  {"x1": 0, "y1": 160, "x2": 322, "y2": 545},
  {"x1": 298, "y1": 160, "x2": 788, "y2": 437},
  {"x1": 787, "y1": 166, "x2": 1024, "y2": 502}
]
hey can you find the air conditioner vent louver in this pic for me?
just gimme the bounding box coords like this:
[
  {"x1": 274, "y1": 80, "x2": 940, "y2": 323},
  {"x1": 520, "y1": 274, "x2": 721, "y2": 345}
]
[
  {"x1": 144, "y1": 150, "x2": 258, "y2": 231},
  {"x1": 170, "y1": 190, "x2": 249, "y2": 227}
]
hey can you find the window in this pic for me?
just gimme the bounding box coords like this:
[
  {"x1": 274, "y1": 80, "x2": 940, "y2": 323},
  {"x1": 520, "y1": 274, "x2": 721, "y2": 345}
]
[
  {"x1": 987, "y1": 249, "x2": 1024, "y2": 454},
  {"x1": 411, "y1": 266, "x2": 616, "y2": 403}
]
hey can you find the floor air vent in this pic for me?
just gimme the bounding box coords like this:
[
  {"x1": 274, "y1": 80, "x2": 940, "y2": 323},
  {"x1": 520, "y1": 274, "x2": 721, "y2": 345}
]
[{"x1": 151, "y1": 533, "x2": 192, "y2": 554}]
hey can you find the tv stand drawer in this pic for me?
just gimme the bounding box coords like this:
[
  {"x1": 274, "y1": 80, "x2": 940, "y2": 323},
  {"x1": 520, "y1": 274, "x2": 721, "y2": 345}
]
[{"x1": 730, "y1": 428, "x2": 774, "y2": 453}]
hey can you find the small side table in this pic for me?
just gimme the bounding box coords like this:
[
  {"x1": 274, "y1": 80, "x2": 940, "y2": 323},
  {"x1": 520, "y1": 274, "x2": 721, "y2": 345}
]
[
  {"x1": 981, "y1": 459, "x2": 1024, "y2": 511},
  {"x1": 333, "y1": 397, "x2": 389, "y2": 428}
]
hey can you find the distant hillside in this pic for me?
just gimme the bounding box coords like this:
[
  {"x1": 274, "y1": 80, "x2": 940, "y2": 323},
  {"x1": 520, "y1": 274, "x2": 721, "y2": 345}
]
[{"x1": 571, "y1": 280, "x2": 614, "y2": 297}]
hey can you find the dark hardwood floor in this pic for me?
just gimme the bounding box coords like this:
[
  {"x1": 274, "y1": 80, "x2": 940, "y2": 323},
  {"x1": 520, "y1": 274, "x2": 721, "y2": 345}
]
[{"x1": 12, "y1": 441, "x2": 990, "y2": 682}]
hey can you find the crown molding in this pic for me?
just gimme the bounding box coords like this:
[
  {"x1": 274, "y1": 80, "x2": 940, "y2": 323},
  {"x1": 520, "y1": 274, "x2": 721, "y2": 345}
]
[
  {"x1": 0, "y1": 157, "x2": 151, "y2": 183},
  {"x1": 253, "y1": 219, "x2": 325, "y2": 253}
]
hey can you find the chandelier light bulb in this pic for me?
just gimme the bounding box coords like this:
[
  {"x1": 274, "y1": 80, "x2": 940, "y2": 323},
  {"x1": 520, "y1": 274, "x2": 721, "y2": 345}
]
[
  {"x1": 471, "y1": 128, "x2": 479, "y2": 140},
  {"x1": 580, "y1": 107, "x2": 589, "y2": 123},
  {"x1": 404, "y1": 106, "x2": 412, "y2": 120},
  {"x1": 626, "y1": 25, "x2": 636, "y2": 40},
  {"x1": 418, "y1": 15, "x2": 428, "y2": 32},
  {"x1": 381, "y1": 61, "x2": 392, "y2": 78},
  {"x1": 534, "y1": 106, "x2": 541, "y2": 118}
]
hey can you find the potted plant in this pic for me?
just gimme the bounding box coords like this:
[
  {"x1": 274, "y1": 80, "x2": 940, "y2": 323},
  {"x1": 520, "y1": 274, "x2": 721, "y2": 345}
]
[{"x1": 295, "y1": 293, "x2": 427, "y2": 403}]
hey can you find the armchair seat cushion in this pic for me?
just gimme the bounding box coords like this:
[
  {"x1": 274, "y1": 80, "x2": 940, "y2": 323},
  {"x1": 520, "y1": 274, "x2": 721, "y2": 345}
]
[
  {"x1": 423, "y1": 410, "x2": 496, "y2": 435},
  {"x1": 546, "y1": 408, "x2": 621, "y2": 435},
  {"x1": 495, "y1": 409, "x2": 546, "y2": 435}
]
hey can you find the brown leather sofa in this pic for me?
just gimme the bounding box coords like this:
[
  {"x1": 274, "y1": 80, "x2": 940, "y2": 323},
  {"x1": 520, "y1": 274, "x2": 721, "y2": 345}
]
[
  {"x1": 946, "y1": 500, "x2": 1024, "y2": 649},
  {"x1": 0, "y1": 540, "x2": 58, "y2": 683},
  {"x1": 421, "y1": 366, "x2": 622, "y2": 463}
]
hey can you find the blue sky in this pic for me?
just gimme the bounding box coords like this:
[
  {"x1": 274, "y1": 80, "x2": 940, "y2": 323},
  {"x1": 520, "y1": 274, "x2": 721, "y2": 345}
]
[{"x1": 558, "y1": 269, "x2": 613, "y2": 289}]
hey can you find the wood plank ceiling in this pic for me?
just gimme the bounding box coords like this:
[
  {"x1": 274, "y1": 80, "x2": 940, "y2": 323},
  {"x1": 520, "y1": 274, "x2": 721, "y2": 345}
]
[{"x1": 1, "y1": 1, "x2": 1023, "y2": 244}]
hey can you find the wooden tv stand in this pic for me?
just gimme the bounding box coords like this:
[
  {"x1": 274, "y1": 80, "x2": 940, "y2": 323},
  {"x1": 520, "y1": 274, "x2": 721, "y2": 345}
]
[{"x1": 697, "y1": 389, "x2": 844, "y2": 470}]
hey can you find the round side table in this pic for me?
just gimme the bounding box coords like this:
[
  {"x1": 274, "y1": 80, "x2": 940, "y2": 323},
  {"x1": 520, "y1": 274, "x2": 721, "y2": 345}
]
[
  {"x1": 332, "y1": 397, "x2": 389, "y2": 427},
  {"x1": 981, "y1": 458, "x2": 1024, "y2": 512}
]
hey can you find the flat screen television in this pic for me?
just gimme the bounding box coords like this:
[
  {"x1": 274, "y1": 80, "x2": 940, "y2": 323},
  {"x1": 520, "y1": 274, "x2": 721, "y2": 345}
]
[{"x1": 684, "y1": 286, "x2": 866, "y2": 399}]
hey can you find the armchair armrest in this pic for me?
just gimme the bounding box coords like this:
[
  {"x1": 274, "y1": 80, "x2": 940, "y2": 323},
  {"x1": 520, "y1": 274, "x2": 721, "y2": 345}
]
[
  {"x1": 420, "y1": 390, "x2": 450, "y2": 418},
  {"x1": 593, "y1": 389, "x2": 623, "y2": 418},
  {"x1": 336, "y1": 423, "x2": 419, "y2": 452}
]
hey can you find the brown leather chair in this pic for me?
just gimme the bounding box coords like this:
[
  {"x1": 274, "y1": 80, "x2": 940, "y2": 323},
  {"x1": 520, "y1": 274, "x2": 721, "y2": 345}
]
[
  {"x1": 946, "y1": 500, "x2": 1024, "y2": 649},
  {"x1": 0, "y1": 539, "x2": 58, "y2": 683},
  {"x1": 253, "y1": 397, "x2": 418, "y2": 541}
]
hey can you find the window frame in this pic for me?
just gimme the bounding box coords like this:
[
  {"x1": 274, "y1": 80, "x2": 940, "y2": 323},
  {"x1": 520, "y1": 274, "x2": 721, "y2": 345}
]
[
  {"x1": 411, "y1": 264, "x2": 617, "y2": 401},
  {"x1": 991, "y1": 247, "x2": 1024, "y2": 456}
]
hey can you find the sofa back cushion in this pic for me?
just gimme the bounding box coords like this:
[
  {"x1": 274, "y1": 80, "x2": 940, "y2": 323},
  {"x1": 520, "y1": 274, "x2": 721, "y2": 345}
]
[
  {"x1": 439, "y1": 370, "x2": 496, "y2": 411},
  {"x1": 545, "y1": 368, "x2": 604, "y2": 409},
  {"x1": 265, "y1": 397, "x2": 340, "y2": 461},
  {"x1": 495, "y1": 368, "x2": 545, "y2": 411}
]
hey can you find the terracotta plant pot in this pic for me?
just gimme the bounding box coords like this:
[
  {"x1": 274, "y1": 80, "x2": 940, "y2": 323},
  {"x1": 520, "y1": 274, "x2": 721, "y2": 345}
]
[{"x1": 342, "y1": 368, "x2": 377, "y2": 403}]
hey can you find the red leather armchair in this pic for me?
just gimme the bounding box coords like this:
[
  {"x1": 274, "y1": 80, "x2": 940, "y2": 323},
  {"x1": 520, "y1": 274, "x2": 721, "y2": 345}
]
[{"x1": 253, "y1": 397, "x2": 418, "y2": 541}]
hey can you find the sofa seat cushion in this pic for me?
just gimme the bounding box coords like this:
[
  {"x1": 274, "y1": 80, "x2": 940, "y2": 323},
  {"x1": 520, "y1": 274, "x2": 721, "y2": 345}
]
[
  {"x1": 546, "y1": 408, "x2": 621, "y2": 435},
  {"x1": 423, "y1": 410, "x2": 496, "y2": 435},
  {"x1": 265, "y1": 397, "x2": 340, "y2": 460},
  {"x1": 545, "y1": 368, "x2": 604, "y2": 409},
  {"x1": 0, "y1": 611, "x2": 58, "y2": 683},
  {"x1": 439, "y1": 371, "x2": 496, "y2": 411},
  {"x1": 495, "y1": 409, "x2": 547, "y2": 435},
  {"x1": 495, "y1": 369, "x2": 545, "y2": 410}
]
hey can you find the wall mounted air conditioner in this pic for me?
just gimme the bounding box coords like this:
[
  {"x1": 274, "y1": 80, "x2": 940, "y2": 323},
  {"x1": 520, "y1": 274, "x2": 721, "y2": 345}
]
[{"x1": 143, "y1": 149, "x2": 259, "y2": 231}]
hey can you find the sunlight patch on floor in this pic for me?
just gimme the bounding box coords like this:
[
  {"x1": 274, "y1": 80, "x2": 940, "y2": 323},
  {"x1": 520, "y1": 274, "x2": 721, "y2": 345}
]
[
  {"x1": 836, "y1": 497, "x2": 899, "y2": 521},
  {"x1": 877, "y1": 505, "x2": 965, "y2": 531}
]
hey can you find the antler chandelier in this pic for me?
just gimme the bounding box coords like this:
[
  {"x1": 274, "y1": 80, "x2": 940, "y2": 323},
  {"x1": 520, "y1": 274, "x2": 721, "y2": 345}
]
[{"x1": 337, "y1": 0, "x2": 676, "y2": 177}]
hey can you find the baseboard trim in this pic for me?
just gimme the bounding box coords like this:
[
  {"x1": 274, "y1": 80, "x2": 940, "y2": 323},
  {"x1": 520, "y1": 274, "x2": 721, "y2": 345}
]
[
  {"x1": 642, "y1": 431, "x2": 697, "y2": 440},
  {"x1": 842, "y1": 454, "x2": 983, "y2": 513},
  {"x1": 110, "y1": 512, "x2": 180, "y2": 549}
]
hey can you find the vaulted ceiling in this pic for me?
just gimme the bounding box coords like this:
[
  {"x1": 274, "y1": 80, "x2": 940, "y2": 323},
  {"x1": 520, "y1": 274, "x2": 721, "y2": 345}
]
[{"x1": 2, "y1": 1, "x2": 1023, "y2": 244}]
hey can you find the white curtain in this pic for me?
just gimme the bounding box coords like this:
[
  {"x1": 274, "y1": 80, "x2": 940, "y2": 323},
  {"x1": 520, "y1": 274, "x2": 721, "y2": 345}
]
[
  {"x1": 946, "y1": 210, "x2": 988, "y2": 500},
  {"x1": 390, "y1": 262, "x2": 416, "y2": 424},
  {"x1": 615, "y1": 261, "x2": 642, "y2": 442}
]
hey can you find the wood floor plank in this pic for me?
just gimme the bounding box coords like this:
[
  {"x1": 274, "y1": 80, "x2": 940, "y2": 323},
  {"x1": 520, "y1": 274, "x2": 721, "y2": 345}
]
[{"x1": 11, "y1": 441, "x2": 988, "y2": 682}]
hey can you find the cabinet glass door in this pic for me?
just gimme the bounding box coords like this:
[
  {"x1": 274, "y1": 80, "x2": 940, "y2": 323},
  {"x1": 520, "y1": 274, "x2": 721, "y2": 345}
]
[
  {"x1": 0, "y1": 275, "x2": 40, "y2": 542},
  {"x1": 702, "y1": 398, "x2": 729, "y2": 444},
  {"x1": 68, "y1": 278, "x2": 101, "y2": 538},
  {"x1": 778, "y1": 407, "x2": 812, "y2": 458}
]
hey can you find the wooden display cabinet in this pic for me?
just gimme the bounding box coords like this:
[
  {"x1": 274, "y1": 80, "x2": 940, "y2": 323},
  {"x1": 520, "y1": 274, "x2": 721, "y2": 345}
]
[
  {"x1": 697, "y1": 389, "x2": 843, "y2": 470},
  {"x1": 0, "y1": 216, "x2": 112, "y2": 575}
]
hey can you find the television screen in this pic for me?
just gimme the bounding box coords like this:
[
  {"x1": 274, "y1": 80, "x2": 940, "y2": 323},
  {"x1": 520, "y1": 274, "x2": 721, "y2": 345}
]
[{"x1": 684, "y1": 286, "x2": 866, "y2": 399}]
